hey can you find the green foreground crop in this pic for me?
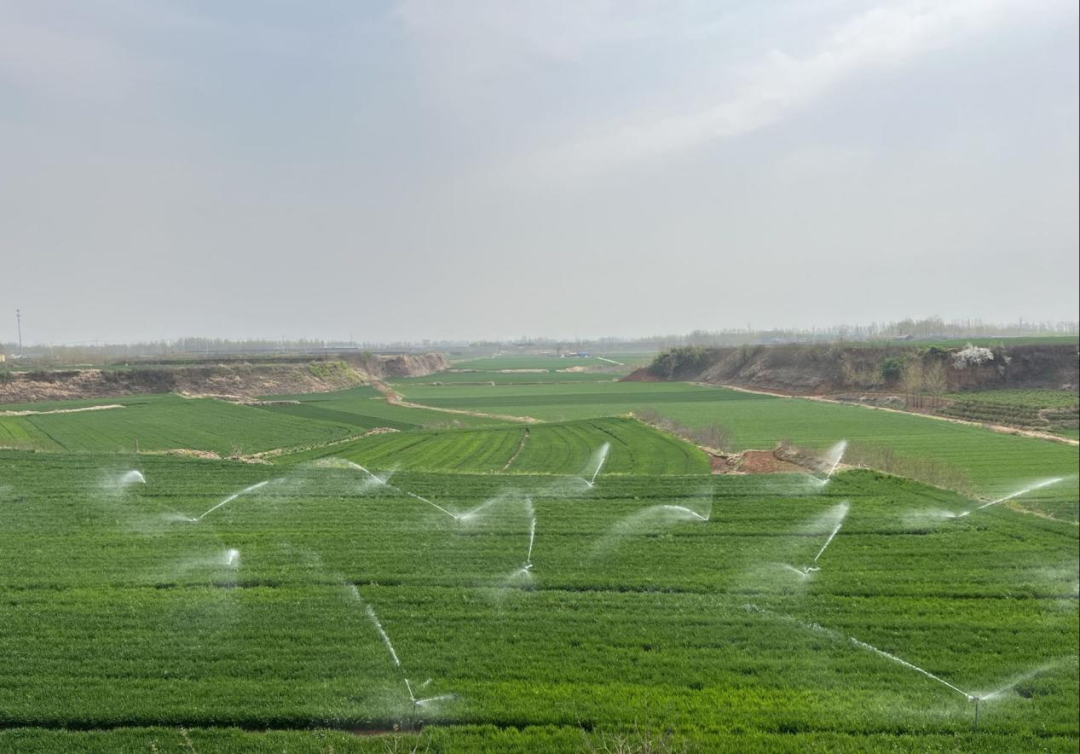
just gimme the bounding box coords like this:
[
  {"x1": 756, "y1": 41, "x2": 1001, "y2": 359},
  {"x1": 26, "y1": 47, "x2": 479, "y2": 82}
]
[{"x1": 0, "y1": 451, "x2": 1076, "y2": 751}]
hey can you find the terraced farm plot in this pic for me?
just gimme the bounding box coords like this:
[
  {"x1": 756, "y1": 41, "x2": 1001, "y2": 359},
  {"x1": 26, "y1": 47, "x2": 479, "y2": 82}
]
[
  {"x1": 940, "y1": 390, "x2": 1080, "y2": 436},
  {"x1": 0, "y1": 394, "x2": 358, "y2": 454},
  {"x1": 278, "y1": 417, "x2": 710, "y2": 475},
  {"x1": 397, "y1": 382, "x2": 1080, "y2": 518},
  {"x1": 0, "y1": 452, "x2": 1076, "y2": 751}
]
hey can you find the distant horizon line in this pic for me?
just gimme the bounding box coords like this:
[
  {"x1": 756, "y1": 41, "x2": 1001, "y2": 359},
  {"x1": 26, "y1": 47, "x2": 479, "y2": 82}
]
[{"x1": 3, "y1": 317, "x2": 1078, "y2": 353}]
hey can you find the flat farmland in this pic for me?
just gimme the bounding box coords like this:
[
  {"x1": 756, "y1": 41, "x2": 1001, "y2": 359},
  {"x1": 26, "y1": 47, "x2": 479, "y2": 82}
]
[
  {"x1": 277, "y1": 417, "x2": 710, "y2": 475},
  {"x1": 0, "y1": 394, "x2": 359, "y2": 455},
  {"x1": 256, "y1": 386, "x2": 506, "y2": 429},
  {"x1": 396, "y1": 383, "x2": 1080, "y2": 518},
  {"x1": 0, "y1": 452, "x2": 1076, "y2": 750}
]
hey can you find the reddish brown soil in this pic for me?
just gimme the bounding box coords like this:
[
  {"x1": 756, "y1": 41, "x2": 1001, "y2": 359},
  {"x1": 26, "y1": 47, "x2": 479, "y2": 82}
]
[
  {"x1": 738, "y1": 450, "x2": 807, "y2": 474},
  {"x1": 621, "y1": 368, "x2": 662, "y2": 382}
]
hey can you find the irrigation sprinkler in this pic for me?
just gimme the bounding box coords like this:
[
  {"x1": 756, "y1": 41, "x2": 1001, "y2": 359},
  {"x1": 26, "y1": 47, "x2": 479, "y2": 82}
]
[
  {"x1": 193, "y1": 479, "x2": 273, "y2": 522},
  {"x1": 958, "y1": 477, "x2": 1066, "y2": 518}
]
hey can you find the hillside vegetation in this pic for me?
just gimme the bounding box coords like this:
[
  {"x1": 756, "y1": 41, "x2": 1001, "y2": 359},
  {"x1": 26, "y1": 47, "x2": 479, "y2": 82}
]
[
  {"x1": 0, "y1": 353, "x2": 449, "y2": 405},
  {"x1": 641, "y1": 342, "x2": 1079, "y2": 394}
]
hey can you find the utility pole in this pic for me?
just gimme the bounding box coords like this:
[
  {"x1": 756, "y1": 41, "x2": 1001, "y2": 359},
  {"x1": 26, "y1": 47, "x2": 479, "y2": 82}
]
[{"x1": 16, "y1": 309, "x2": 22, "y2": 352}]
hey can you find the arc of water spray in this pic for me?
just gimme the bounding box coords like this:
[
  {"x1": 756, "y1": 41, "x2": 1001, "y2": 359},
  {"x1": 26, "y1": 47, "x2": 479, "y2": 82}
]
[
  {"x1": 812, "y1": 504, "x2": 848, "y2": 565},
  {"x1": 459, "y1": 494, "x2": 534, "y2": 523},
  {"x1": 585, "y1": 442, "x2": 610, "y2": 487},
  {"x1": 808, "y1": 440, "x2": 848, "y2": 488},
  {"x1": 849, "y1": 636, "x2": 973, "y2": 699},
  {"x1": 119, "y1": 470, "x2": 146, "y2": 486},
  {"x1": 193, "y1": 479, "x2": 272, "y2": 522},
  {"x1": 958, "y1": 477, "x2": 1065, "y2": 518},
  {"x1": 337, "y1": 457, "x2": 460, "y2": 521},
  {"x1": 404, "y1": 490, "x2": 460, "y2": 520},
  {"x1": 364, "y1": 603, "x2": 401, "y2": 668},
  {"x1": 358, "y1": 590, "x2": 452, "y2": 711},
  {"x1": 524, "y1": 516, "x2": 536, "y2": 568}
]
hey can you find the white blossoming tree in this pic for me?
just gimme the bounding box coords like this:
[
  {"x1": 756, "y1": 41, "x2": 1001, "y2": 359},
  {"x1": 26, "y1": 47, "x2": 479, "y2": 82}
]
[{"x1": 952, "y1": 344, "x2": 994, "y2": 370}]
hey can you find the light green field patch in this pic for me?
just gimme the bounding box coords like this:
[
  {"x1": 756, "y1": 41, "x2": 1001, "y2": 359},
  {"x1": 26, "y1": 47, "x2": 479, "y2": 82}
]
[
  {"x1": 277, "y1": 417, "x2": 710, "y2": 475},
  {"x1": 397, "y1": 382, "x2": 1080, "y2": 517}
]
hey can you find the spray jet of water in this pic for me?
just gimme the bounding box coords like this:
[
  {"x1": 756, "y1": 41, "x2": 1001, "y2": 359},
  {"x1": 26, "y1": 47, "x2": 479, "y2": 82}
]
[
  {"x1": 119, "y1": 470, "x2": 146, "y2": 487},
  {"x1": 458, "y1": 493, "x2": 534, "y2": 523},
  {"x1": 403, "y1": 490, "x2": 460, "y2": 520},
  {"x1": 404, "y1": 678, "x2": 455, "y2": 709},
  {"x1": 958, "y1": 477, "x2": 1066, "y2": 518},
  {"x1": 224, "y1": 548, "x2": 240, "y2": 567},
  {"x1": 849, "y1": 636, "x2": 972, "y2": 699},
  {"x1": 848, "y1": 637, "x2": 1064, "y2": 730},
  {"x1": 192, "y1": 479, "x2": 275, "y2": 522},
  {"x1": 976, "y1": 663, "x2": 1061, "y2": 701},
  {"x1": 592, "y1": 504, "x2": 710, "y2": 558},
  {"x1": 364, "y1": 603, "x2": 402, "y2": 668},
  {"x1": 336, "y1": 458, "x2": 459, "y2": 520},
  {"x1": 781, "y1": 501, "x2": 848, "y2": 576},
  {"x1": 778, "y1": 563, "x2": 812, "y2": 580},
  {"x1": 524, "y1": 516, "x2": 536, "y2": 569},
  {"x1": 811, "y1": 440, "x2": 848, "y2": 488},
  {"x1": 807, "y1": 501, "x2": 849, "y2": 571},
  {"x1": 352, "y1": 586, "x2": 454, "y2": 714},
  {"x1": 584, "y1": 442, "x2": 611, "y2": 488}
]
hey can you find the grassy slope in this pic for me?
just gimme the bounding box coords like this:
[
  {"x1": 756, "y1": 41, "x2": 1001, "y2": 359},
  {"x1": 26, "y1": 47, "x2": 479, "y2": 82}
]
[
  {"x1": 0, "y1": 453, "x2": 1076, "y2": 750},
  {"x1": 396, "y1": 382, "x2": 1080, "y2": 518},
  {"x1": 276, "y1": 417, "x2": 710, "y2": 475},
  {"x1": 0, "y1": 388, "x2": 508, "y2": 454}
]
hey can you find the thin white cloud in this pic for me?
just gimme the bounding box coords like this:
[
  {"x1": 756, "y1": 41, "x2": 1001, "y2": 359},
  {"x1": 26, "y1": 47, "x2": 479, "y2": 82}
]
[
  {"x1": 0, "y1": 17, "x2": 132, "y2": 97},
  {"x1": 505, "y1": 0, "x2": 1067, "y2": 182}
]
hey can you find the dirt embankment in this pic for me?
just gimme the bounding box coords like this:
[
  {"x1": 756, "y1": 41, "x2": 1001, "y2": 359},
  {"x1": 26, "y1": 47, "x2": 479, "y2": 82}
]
[
  {"x1": 372, "y1": 353, "x2": 449, "y2": 379},
  {"x1": 0, "y1": 353, "x2": 450, "y2": 405},
  {"x1": 628, "y1": 343, "x2": 1079, "y2": 395}
]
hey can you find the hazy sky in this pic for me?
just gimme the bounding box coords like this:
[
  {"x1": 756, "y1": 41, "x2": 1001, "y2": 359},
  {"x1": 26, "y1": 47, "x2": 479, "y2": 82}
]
[{"x1": 2, "y1": 0, "x2": 1077, "y2": 344}]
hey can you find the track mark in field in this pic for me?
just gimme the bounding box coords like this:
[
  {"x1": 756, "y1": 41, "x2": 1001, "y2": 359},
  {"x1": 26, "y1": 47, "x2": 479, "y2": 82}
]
[
  {"x1": 244, "y1": 428, "x2": 399, "y2": 461},
  {"x1": 501, "y1": 427, "x2": 531, "y2": 471}
]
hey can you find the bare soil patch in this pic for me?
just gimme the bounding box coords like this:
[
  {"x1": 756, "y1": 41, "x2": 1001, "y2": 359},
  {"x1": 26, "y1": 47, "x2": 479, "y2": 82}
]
[{"x1": 738, "y1": 450, "x2": 807, "y2": 474}]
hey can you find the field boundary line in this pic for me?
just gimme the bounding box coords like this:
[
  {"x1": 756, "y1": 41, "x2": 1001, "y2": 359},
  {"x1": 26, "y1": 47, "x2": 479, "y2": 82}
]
[
  {"x1": 371, "y1": 381, "x2": 540, "y2": 424},
  {"x1": 0, "y1": 404, "x2": 125, "y2": 417},
  {"x1": 705, "y1": 383, "x2": 1080, "y2": 447},
  {"x1": 245, "y1": 428, "x2": 400, "y2": 461}
]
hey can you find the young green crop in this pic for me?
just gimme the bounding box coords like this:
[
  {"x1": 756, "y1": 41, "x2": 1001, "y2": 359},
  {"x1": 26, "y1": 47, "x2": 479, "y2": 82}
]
[
  {"x1": 0, "y1": 451, "x2": 1075, "y2": 751},
  {"x1": 276, "y1": 417, "x2": 710, "y2": 476},
  {"x1": 395, "y1": 382, "x2": 1080, "y2": 518}
]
